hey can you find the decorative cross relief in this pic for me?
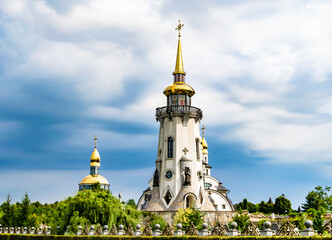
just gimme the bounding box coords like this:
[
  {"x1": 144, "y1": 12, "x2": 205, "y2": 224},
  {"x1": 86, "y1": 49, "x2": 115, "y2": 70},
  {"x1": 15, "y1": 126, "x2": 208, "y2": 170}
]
[{"x1": 182, "y1": 147, "x2": 189, "y2": 155}]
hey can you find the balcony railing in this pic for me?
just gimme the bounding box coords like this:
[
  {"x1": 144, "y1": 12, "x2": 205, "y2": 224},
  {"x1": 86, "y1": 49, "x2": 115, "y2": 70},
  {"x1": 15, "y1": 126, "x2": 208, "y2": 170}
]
[
  {"x1": 155, "y1": 106, "x2": 203, "y2": 122},
  {"x1": 156, "y1": 105, "x2": 201, "y2": 114}
]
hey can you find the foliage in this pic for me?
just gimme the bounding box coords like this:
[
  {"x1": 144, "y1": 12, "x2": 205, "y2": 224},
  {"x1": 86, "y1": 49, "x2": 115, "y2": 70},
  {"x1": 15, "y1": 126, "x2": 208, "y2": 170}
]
[
  {"x1": 274, "y1": 195, "x2": 291, "y2": 214},
  {"x1": 0, "y1": 194, "x2": 14, "y2": 226},
  {"x1": 307, "y1": 208, "x2": 325, "y2": 233},
  {"x1": 146, "y1": 213, "x2": 167, "y2": 231},
  {"x1": 302, "y1": 185, "x2": 332, "y2": 212},
  {"x1": 256, "y1": 219, "x2": 269, "y2": 230},
  {"x1": 234, "y1": 198, "x2": 257, "y2": 213},
  {"x1": 230, "y1": 213, "x2": 250, "y2": 232},
  {"x1": 52, "y1": 190, "x2": 141, "y2": 234},
  {"x1": 173, "y1": 208, "x2": 204, "y2": 231},
  {"x1": 289, "y1": 213, "x2": 306, "y2": 230},
  {"x1": 257, "y1": 201, "x2": 274, "y2": 214},
  {"x1": 0, "y1": 190, "x2": 141, "y2": 235},
  {"x1": 126, "y1": 199, "x2": 137, "y2": 208}
]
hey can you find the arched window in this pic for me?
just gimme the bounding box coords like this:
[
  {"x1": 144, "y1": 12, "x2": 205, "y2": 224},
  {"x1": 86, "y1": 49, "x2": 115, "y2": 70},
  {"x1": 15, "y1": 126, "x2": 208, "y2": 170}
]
[
  {"x1": 167, "y1": 137, "x2": 174, "y2": 158},
  {"x1": 185, "y1": 194, "x2": 196, "y2": 208}
]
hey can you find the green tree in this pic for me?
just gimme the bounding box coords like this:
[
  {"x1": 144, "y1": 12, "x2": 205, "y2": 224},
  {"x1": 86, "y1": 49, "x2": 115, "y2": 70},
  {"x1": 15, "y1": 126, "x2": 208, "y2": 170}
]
[
  {"x1": 235, "y1": 198, "x2": 258, "y2": 213},
  {"x1": 274, "y1": 195, "x2": 291, "y2": 214},
  {"x1": 19, "y1": 192, "x2": 31, "y2": 226},
  {"x1": 0, "y1": 194, "x2": 13, "y2": 226},
  {"x1": 52, "y1": 189, "x2": 141, "y2": 234},
  {"x1": 307, "y1": 208, "x2": 324, "y2": 233},
  {"x1": 257, "y1": 200, "x2": 274, "y2": 214},
  {"x1": 302, "y1": 186, "x2": 331, "y2": 212},
  {"x1": 126, "y1": 199, "x2": 137, "y2": 208}
]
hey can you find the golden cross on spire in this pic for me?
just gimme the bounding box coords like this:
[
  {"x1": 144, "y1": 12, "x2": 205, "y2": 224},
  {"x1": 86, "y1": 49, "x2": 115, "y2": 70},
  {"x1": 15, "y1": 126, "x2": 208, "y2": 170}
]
[
  {"x1": 201, "y1": 125, "x2": 206, "y2": 137},
  {"x1": 94, "y1": 135, "x2": 98, "y2": 148},
  {"x1": 175, "y1": 20, "x2": 184, "y2": 37}
]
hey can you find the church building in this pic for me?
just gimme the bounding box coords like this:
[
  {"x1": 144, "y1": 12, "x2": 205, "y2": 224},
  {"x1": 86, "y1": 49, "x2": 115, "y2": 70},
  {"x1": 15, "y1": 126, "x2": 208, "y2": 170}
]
[
  {"x1": 78, "y1": 136, "x2": 110, "y2": 191},
  {"x1": 137, "y1": 21, "x2": 234, "y2": 212}
]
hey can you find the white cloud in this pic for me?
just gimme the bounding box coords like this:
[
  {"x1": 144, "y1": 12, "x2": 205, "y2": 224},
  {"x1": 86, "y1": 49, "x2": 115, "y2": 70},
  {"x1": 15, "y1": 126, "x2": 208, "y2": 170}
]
[{"x1": 1, "y1": 0, "x2": 332, "y2": 189}]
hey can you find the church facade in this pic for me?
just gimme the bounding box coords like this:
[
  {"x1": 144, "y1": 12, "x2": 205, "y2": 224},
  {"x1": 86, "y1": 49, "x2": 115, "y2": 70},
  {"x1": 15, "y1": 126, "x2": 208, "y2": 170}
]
[{"x1": 137, "y1": 22, "x2": 234, "y2": 212}]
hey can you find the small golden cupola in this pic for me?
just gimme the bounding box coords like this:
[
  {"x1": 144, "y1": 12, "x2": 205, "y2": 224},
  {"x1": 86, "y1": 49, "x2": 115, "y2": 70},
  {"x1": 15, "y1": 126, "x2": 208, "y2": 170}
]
[
  {"x1": 79, "y1": 136, "x2": 110, "y2": 191},
  {"x1": 90, "y1": 137, "x2": 101, "y2": 174},
  {"x1": 201, "y1": 125, "x2": 208, "y2": 155},
  {"x1": 163, "y1": 20, "x2": 195, "y2": 99}
]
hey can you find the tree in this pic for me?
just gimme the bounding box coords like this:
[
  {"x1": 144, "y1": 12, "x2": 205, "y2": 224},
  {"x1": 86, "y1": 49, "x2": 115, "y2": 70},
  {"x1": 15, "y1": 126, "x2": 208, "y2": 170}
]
[
  {"x1": 307, "y1": 208, "x2": 324, "y2": 233},
  {"x1": 257, "y1": 201, "x2": 274, "y2": 214},
  {"x1": 52, "y1": 189, "x2": 141, "y2": 234},
  {"x1": 302, "y1": 186, "x2": 331, "y2": 212},
  {"x1": 274, "y1": 195, "x2": 291, "y2": 214},
  {"x1": 234, "y1": 198, "x2": 258, "y2": 213},
  {"x1": 126, "y1": 199, "x2": 137, "y2": 208},
  {"x1": 19, "y1": 192, "x2": 31, "y2": 226},
  {"x1": 0, "y1": 194, "x2": 13, "y2": 226}
]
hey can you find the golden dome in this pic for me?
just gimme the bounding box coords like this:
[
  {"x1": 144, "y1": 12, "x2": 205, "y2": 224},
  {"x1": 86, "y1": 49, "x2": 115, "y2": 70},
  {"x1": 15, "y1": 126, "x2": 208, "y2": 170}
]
[
  {"x1": 202, "y1": 137, "x2": 208, "y2": 154},
  {"x1": 90, "y1": 148, "x2": 100, "y2": 161},
  {"x1": 79, "y1": 174, "x2": 109, "y2": 186},
  {"x1": 163, "y1": 82, "x2": 195, "y2": 97}
]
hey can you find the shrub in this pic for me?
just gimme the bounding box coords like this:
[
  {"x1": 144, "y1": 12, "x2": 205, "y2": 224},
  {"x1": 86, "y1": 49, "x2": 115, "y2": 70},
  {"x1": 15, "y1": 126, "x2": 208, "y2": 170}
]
[{"x1": 230, "y1": 213, "x2": 250, "y2": 232}]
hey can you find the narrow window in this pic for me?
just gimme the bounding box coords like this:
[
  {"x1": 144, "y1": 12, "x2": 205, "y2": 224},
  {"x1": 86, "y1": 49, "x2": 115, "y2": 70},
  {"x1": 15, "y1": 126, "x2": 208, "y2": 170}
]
[
  {"x1": 196, "y1": 139, "x2": 200, "y2": 160},
  {"x1": 167, "y1": 137, "x2": 174, "y2": 158}
]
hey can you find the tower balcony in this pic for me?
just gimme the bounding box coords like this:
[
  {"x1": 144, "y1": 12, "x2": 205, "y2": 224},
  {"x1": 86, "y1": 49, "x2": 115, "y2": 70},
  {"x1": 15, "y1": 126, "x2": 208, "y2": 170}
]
[{"x1": 155, "y1": 105, "x2": 203, "y2": 122}]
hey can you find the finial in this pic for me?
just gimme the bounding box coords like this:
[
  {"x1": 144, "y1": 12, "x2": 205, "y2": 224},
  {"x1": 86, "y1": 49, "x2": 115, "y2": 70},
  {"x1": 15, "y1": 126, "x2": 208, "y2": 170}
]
[
  {"x1": 94, "y1": 135, "x2": 98, "y2": 148},
  {"x1": 173, "y1": 20, "x2": 186, "y2": 75},
  {"x1": 201, "y1": 125, "x2": 206, "y2": 137},
  {"x1": 175, "y1": 20, "x2": 184, "y2": 38}
]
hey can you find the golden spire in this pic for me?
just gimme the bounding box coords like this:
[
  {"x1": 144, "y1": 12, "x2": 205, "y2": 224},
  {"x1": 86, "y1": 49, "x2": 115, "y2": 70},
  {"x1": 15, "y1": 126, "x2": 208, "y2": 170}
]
[
  {"x1": 94, "y1": 135, "x2": 98, "y2": 148},
  {"x1": 173, "y1": 20, "x2": 186, "y2": 75}
]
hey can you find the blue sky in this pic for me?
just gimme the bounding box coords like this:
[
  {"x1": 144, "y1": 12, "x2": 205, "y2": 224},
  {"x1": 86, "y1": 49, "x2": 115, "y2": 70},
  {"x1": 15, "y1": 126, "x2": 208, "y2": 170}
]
[{"x1": 0, "y1": 0, "x2": 332, "y2": 209}]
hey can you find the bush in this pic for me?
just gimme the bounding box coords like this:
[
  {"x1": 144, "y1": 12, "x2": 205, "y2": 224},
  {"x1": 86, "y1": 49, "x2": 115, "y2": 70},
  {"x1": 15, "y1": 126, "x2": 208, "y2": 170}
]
[
  {"x1": 173, "y1": 208, "x2": 204, "y2": 231},
  {"x1": 148, "y1": 213, "x2": 167, "y2": 231},
  {"x1": 230, "y1": 213, "x2": 250, "y2": 232},
  {"x1": 256, "y1": 219, "x2": 269, "y2": 230}
]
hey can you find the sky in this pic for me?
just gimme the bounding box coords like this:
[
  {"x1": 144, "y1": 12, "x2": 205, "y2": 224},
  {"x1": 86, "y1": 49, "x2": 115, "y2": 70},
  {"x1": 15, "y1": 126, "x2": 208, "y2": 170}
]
[{"x1": 0, "y1": 0, "x2": 332, "y2": 209}]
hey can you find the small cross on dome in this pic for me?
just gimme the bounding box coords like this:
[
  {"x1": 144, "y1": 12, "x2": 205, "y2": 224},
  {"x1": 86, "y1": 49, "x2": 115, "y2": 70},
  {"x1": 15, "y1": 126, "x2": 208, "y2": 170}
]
[
  {"x1": 201, "y1": 125, "x2": 206, "y2": 137},
  {"x1": 94, "y1": 135, "x2": 98, "y2": 148},
  {"x1": 175, "y1": 20, "x2": 184, "y2": 37}
]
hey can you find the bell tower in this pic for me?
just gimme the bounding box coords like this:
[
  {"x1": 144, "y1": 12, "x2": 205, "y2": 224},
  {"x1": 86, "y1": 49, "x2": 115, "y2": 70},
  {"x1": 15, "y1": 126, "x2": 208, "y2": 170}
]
[{"x1": 137, "y1": 21, "x2": 234, "y2": 212}]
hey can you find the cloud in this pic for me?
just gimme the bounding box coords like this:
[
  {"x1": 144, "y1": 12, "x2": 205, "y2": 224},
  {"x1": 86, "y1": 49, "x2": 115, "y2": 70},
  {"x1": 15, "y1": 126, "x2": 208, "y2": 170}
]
[{"x1": 1, "y1": 0, "x2": 332, "y2": 204}]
